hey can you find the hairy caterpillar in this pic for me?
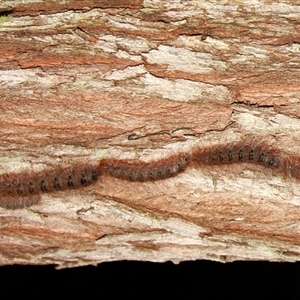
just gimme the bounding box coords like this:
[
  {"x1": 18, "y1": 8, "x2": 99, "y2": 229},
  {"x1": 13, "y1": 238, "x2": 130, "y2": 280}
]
[
  {"x1": 99, "y1": 153, "x2": 191, "y2": 182},
  {"x1": 0, "y1": 165, "x2": 100, "y2": 209},
  {"x1": 1, "y1": 138, "x2": 300, "y2": 209},
  {"x1": 282, "y1": 156, "x2": 300, "y2": 180},
  {"x1": 191, "y1": 141, "x2": 282, "y2": 170}
]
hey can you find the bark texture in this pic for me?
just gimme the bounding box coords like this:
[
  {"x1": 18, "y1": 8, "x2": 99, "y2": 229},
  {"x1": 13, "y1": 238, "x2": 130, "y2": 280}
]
[{"x1": 1, "y1": 0, "x2": 300, "y2": 267}]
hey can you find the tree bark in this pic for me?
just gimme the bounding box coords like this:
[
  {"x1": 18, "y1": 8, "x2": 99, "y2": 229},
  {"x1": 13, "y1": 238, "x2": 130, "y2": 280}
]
[{"x1": 1, "y1": 0, "x2": 300, "y2": 267}]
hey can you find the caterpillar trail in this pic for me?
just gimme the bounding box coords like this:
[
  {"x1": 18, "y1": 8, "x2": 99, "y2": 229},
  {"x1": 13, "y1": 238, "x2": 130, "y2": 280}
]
[{"x1": 1, "y1": 138, "x2": 299, "y2": 209}]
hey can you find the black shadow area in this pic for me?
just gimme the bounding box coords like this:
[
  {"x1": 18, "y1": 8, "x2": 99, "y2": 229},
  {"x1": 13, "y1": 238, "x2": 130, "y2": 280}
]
[{"x1": 0, "y1": 260, "x2": 299, "y2": 299}]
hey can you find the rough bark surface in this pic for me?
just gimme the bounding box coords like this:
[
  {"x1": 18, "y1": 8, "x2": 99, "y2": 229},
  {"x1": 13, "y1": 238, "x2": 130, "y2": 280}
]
[{"x1": 1, "y1": 0, "x2": 300, "y2": 267}]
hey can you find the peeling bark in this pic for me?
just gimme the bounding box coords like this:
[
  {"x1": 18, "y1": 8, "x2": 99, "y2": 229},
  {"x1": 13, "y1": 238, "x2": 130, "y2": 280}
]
[{"x1": 1, "y1": 0, "x2": 300, "y2": 267}]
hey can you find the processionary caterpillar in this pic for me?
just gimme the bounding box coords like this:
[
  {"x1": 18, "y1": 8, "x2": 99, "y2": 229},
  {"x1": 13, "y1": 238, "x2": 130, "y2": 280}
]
[
  {"x1": 191, "y1": 141, "x2": 282, "y2": 170},
  {"x1": 99, "y1": 153, "x2": 191, "y2": 182},
  {"x1": 0, "y1": 165, "x2": 100, "y2": 209},
  {"x1": 0, "y1": 139, "x2": 299, "y2": 209}
]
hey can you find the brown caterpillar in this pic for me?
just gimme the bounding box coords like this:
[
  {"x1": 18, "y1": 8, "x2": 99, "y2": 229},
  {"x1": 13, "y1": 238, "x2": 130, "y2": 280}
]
[
  {"x1": 2, "y1": 138, "x2": 300, "y2": 209},
  {"x1": 99, "y1": 153, "x2": 191, "y2": 182},
  {"x1": 282, "y1": 155, "x2": 300, "y2": 180},
  {"x1": 0, "y1": 165, "x2": 100, "y2": 209},
  {"x1": 191, "y1": 140, "x2": 282, "y2": 170},
  {"x1": 99, "y1": 141, "x2": 283, "y2": 183}
]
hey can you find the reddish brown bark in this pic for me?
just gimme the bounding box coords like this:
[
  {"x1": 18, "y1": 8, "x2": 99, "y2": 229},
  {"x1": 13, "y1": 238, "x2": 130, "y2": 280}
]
[{"x1": 1, "y1": 0, "x2": 300, "y2": 267}]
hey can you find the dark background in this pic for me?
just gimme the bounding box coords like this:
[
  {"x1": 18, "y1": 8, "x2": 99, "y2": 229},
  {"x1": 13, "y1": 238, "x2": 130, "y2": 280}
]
[{"x1": 0, "y1": 261, "x2": 299, "y2": 299}]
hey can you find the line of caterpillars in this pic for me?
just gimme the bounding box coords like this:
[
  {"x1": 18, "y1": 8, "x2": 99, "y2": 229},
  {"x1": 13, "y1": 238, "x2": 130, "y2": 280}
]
[{"x1": 0, "y1": 140, "x2": 297, "y2": 209}]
